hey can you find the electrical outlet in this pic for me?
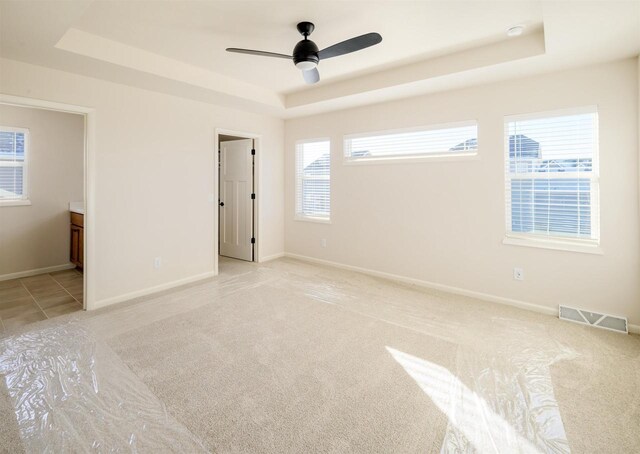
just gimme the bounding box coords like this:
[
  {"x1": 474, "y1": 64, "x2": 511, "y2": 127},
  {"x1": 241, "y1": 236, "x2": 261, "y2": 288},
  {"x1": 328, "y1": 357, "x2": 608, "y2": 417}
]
[
  {"x1": 154, "y1": 257, "x2": 162, "y2": 269},
  {"x1": 513, "y1": 267, "x2": 524, "y2": 281},
  {"x1": 320, "y1": 238, "x2": 327, "y2": 248}
]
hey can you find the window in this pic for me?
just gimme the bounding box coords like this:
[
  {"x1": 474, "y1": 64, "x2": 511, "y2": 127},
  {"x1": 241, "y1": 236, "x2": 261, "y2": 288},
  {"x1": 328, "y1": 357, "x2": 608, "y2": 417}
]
[
  {"x1": 295, "y1": 139, "x2": 330, "y2": 221},
  {"x1": 504, "y1": 107, "x2": 599, "y2": 249},
  {"x1": 344, "y1": 121, "x2": 478, "y2": 162},
  {"x1": 0, "y1": 127, "x2": 29, "y2": 204}
]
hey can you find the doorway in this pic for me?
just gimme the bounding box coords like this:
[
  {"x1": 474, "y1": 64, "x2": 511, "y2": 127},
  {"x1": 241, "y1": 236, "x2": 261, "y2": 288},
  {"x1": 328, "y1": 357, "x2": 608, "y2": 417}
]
[
  {"x1": 0, "y1": 98, "x2": 91, "y2": 327},
  {"x1": 217, "y1": 133, "x2": 256, "y2": 263}
]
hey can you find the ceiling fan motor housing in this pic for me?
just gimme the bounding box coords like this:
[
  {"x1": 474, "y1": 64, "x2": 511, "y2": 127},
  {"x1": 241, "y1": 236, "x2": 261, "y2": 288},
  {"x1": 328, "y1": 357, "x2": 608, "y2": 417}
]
[{"x1": 293, "y1": 39, "x2": 319, "y2": 69}]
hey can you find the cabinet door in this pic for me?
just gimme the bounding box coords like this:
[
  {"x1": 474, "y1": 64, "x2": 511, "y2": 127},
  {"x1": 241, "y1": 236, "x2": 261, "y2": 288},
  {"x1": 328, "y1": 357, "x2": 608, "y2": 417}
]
[
  {"x1": 70, "y1": 225, "x2": 80, "y2": 265},
  {"x1": 78, "y1": 226, "x2": 84, "y2": 268}
]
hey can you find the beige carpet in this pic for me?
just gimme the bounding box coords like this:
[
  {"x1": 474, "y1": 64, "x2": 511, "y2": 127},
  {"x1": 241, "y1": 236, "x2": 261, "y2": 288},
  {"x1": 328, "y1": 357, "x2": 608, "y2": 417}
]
[{"x1": 0, "y1": 257, "x2": 639, "y2": 452}]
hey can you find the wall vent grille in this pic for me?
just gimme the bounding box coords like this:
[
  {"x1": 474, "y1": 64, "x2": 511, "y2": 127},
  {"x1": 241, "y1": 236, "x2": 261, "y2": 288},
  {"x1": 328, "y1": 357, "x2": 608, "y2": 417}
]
[{"x1": 559, "y1": 305, "x2": 628, "y2": 334}]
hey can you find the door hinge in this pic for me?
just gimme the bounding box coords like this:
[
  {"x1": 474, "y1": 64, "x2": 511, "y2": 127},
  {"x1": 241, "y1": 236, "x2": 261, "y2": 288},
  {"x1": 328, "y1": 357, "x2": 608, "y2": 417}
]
[
  {"x1": 251, "y1": 148, "x2": 256, "y2": 155},
  {"x1": 250, "y1": 237, "x2": 255, "y2": 244},
  {"x1": 251, "y1": 193, "x2": 255, "y2": 199}
]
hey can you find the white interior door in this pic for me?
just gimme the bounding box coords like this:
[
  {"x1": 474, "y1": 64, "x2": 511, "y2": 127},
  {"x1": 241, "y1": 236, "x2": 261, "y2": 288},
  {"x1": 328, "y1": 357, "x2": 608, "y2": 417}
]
[{"x1": 219, "y1": 139, "x2": 254, "y2": 261}]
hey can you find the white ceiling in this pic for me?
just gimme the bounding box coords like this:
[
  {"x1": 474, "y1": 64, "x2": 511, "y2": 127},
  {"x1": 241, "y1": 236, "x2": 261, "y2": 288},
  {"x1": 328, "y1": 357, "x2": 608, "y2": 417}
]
[
  {"x1": 1, "y1": 1, "x2": 639, "y2": 118},
  {"x1": 70, "y1": 0, "x2": 544, "y2": 93}
]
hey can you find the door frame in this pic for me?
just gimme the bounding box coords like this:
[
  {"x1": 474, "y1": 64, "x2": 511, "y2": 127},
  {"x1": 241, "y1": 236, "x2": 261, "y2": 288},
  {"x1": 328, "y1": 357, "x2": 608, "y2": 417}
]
[
  {"x1": 214, "y1": 128, "x2": 261, "y2": 275},
  {"x1": 0, "y1": 94, "x2": 96, "y2": 310}
]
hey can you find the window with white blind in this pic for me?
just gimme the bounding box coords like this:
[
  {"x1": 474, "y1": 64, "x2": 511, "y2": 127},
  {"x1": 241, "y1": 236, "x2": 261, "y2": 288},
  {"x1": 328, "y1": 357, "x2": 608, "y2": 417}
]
[
  {"x1": 0, "y1": 127, "x2": 29, "y2": 205},
  {"x1": 295, "y1": 139, "x2": 330, "y2": 222},
  {"x1": 504, "y1": 107, "x2": 599, "y2": 250},
  {"x1": 344, "y1": 121, "x2": 478, "y2": 162}
]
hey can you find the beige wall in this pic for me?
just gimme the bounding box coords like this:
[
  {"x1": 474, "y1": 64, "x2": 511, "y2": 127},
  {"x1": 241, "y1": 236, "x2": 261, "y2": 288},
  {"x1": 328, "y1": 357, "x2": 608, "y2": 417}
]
[
  {"x1": 0, "y1": 104, "x2": 84, "y2": 276},
  {"x1": 0, "y1": 58, "x2": 284, "y2": 307},
  {"x1": 285, "y1": 58, "x2": 640, "y2": 325}
]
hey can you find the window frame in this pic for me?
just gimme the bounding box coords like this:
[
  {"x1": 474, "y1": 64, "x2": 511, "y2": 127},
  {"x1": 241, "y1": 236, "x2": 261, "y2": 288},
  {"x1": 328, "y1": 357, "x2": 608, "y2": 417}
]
[
  {"x1": 343, "y1": 120, "x2": 479, "y2": 165},
  {"x1": 502, "y1": 106, "x2": 601, "y2": 254},
  {"x1": 294, "y1": 138, "x2": 331, "y2": 224},
  {"x1": 0, "y1": 125, "x2": 30, "y2": 207}
]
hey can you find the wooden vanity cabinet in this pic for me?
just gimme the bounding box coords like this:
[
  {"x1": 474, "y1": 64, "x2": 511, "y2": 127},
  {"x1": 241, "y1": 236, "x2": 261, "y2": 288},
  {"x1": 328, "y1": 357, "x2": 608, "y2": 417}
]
[{"x1": 70, "y1": 212, "x2": 84, "y2": 269}]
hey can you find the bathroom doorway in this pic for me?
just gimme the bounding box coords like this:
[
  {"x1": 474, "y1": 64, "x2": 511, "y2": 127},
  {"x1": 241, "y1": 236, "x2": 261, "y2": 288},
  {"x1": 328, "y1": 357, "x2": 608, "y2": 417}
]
[{"x1": 0, "y1": 98, "x2": 91, "y2": 329}]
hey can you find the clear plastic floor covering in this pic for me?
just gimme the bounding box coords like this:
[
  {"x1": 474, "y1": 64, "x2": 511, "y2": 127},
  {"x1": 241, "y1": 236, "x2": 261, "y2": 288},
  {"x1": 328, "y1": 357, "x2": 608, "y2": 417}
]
[
  {"x1": 1, "y1": 257, "x2": 636, "y2": 452},
  {"x1": 0, "y1": 323, "x2": 207, "y2": 452}
]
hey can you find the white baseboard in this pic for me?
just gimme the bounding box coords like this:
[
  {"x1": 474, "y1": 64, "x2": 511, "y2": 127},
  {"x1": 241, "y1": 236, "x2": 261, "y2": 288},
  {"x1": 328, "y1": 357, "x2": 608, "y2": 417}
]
[
  {"x1": 629, "y1": 324, "x2": 640, "y2": 335},
  {"x1": 259, "y1": 252, "x2": 285, "y2": 263},
  {"x1": 91, "y1": 271, "x2": 216, "y2": 310},
  {"x1": 285, "y1": 252, "x2": 562, "y2": 315},
  {"x1": 0, "y1": 263, "x2": 76, "y2": 282}
]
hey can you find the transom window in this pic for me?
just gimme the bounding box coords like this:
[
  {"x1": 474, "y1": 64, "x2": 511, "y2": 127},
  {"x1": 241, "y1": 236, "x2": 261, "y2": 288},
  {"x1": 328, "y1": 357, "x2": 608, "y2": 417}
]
[
  {"x1": 295, "y1": 139, "x2": 330, "y2": 222},
  {"x1": 344, "y1": 121, "x2": 478, "y2": 162},
  {"x1": 504, "y1": 107, "x2": 599, "y2": 246},
  {"x1": 0, "y1": 127, "x2": 29, "y2": 203}
]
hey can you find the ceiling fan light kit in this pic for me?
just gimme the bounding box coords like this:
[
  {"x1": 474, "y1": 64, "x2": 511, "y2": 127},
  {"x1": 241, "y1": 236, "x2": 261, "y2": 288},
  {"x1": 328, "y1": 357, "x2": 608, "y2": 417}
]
[{"x1": 226, "y1": 21, "x2": 382, "y2": 84}]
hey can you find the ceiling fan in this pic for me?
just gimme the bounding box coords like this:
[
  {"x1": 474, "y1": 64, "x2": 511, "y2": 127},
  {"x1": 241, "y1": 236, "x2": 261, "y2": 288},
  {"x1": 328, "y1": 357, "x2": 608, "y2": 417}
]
[{"x1": 226, "y1": 22, "x2": 382, "y2": 85}]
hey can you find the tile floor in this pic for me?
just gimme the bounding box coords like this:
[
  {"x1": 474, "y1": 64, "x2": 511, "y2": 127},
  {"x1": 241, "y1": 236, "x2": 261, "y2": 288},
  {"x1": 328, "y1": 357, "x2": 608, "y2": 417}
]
[{"x1": 0, "y1": 269, "x2": 83, "y2": 333}]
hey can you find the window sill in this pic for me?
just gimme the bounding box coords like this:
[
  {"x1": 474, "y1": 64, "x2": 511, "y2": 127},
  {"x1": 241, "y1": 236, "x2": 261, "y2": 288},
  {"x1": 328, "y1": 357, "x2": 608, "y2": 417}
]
[
  {"x1": 503, "y1": 235, "x2": 602, "y2": 255},
  {"x1": 343, "y1": 152, "x2": 478, "y2": 166},
  {"x1": 0, "y1": 199, "x2": 31, "y2": 207},
  {"x1": 294, "y1": 215, "x2": 331, "y2": 224}
]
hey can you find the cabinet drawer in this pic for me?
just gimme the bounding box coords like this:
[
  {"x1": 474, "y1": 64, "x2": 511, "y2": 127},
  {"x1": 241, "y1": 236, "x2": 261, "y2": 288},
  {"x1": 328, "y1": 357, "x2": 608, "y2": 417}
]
[{"x1": 70, "y1": 212, "x2": 84, "y2": 227}]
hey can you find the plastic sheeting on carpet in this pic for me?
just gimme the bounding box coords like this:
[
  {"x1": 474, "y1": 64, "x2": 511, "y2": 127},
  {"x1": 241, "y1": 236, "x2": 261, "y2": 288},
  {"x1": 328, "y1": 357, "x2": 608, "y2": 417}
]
[
  {"x1": 0, "y1": 257, "x2": 634, "y2": 452},
  {"x1": 279, "y1": 266, "x2": 577, "y2": 454},
  {"x1": 0, "y1": 322, "x2": 207, "y2": 453}
]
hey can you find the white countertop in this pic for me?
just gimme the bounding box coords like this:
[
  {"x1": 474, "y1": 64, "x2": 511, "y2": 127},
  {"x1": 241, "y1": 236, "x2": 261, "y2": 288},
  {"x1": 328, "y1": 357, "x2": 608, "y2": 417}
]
[{"x1": 69, "y1": 201, "x2": 85, "y2": 215}]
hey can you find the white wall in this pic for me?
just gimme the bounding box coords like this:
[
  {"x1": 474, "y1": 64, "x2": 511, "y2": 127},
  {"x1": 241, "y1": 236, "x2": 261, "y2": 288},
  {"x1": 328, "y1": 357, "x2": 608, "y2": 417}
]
[
  {"x1": 285, "y1": 58, "x2": 640, "y2": 325},
  {"x1": 0, "y1": 104, "x2": 84, "y2": 276},
  {"x1": 0, "y1": 58, "x2": 284, "y2": 307}
]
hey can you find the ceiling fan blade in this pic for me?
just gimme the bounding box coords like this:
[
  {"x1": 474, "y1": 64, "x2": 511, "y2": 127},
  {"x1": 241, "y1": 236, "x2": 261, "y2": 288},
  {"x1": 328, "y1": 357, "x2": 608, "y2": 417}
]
[
  {"x1": 226, "y1": 48, "x2": 292, "y2": 60},
  {"x1": 302, "y1": 67, "x2": 320, "y2": 84},
  {"x1": 318, "y1": 32, "x2": 382, "y2": 60}
]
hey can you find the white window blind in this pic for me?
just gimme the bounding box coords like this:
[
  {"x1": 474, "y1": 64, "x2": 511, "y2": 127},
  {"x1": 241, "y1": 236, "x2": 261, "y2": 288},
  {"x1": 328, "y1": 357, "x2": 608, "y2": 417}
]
[
  {"x1": 344, "y1": 121, "x2": 478, "y2": 161},
  {"x1": 295, "y1": 139, "x2": 330, "y2": 220},
  {"x1": 0, "y1": 127, "x2": 28, "y2": 201},
  {"x1": 504, "y1": 108, "x2": 599, "y2": 243}
]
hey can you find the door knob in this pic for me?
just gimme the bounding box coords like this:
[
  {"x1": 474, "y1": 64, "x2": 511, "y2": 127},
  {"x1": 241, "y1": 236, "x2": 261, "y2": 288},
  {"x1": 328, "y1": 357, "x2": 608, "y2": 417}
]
[{"x1": 219, "y1": 202, "x2": 224, "y2": 206}]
